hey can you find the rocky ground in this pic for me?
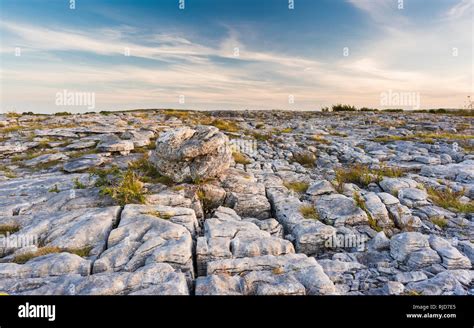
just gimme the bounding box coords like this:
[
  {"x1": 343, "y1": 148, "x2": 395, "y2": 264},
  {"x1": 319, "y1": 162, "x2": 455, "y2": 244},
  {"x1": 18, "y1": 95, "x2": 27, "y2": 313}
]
[{"x1": 0, "y1": 109, "x2": 472, "y2": 295}]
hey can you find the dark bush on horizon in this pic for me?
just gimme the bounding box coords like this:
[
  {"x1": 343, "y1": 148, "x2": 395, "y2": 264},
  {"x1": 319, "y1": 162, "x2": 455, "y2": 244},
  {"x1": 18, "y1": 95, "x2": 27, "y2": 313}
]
[
  {"x1": 332, "y1": 104, "x2": 357, "y2": 112},
  {"x1": 383, "y1": 109, "x2": 404, "y2": 113}
]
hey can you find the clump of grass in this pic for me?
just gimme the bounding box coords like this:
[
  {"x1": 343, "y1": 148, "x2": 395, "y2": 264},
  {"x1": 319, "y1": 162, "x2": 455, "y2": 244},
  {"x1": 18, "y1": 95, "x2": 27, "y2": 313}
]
[
  {"x1": 251, "y1": 132, "x2": 271, "y2": 141},
  {"x1": 431, "y1": 217, "x2": 448, "y2": 229},
  {"x1": 232, "y1": 151, "x2": 251, "y2": 165},
  {"x1": 284, "y1": 181, "x2": 309, "y2": 193},
  {"x1": 146, "y1": 210, "x2": 174, "y2": 220},
  {"x1": 277, "y1": 127, "x2": 293, "y2": 134},
  {"x1": 0, "y1": 165, "x2": 17, "y2": 179},
  {"x1": 334, "y1": 164, "x2": 403, "y2": 191},
  {"x1": 68, "y1": 148, "x2": 98, "y2": 159},
  {"x1": 311, "y1": 135, "x2": 330, "y2": 144},
  {"x1": 372, "y1": 132, "x2": 474, "y2": 144},
  {"x1": 89, "y1": 166, "x2": 122, "y2": 187},
  {"x1": 163, "y1": 109, "x2": 191, "y2": 120},
  {"x1": 0, "y1": 224, "x2": 20, "y2": 236},
  {"x1": 272, "y1": 266, "x2": 284, "y2": 275},
  {"x1": 427, "y1": 187, "x2": 474, "y2": 214},
  {"x1": 0, "y1": 125, "x2": 22, "y2": 134},
  {"x1": 292, "y1": 152, "x2": 316, "y2": 168},
  {"x1": 73, "y1": 178, "x2": 87, "y2": 189},
  {"x1": 67, "y1": 246, "x2": 93, "y2": 257},
  {"x1": 299, "y1": 205, "x2": 319, "y2": 220},
  {"x1": 6, "y1": 112, "x2": 21, "y2": 119},
  {"x1": 12, "y1": 246, "x2": 62, "y2": 264},
  {"x1": 34, "y1": 160, "x2": 63, "y2": 171},
  {"x1": 48, "y1": 184, "x2": 60, "y2": 193},
  {"x1": 458, "y1": 140, "x2": 474, "y2": 153},
  {"x1": 210, "y1": 119, "x2": 240, "y2": 132},
  {"x1": 353, "y1": 192, "x2": 382, "y2": 232},
  {"x1": 128, "y1": 154, "x2": 173, "y2": 185},
  {"x1": 100, "y1": 169, "x2": 146, "y2": 206}
]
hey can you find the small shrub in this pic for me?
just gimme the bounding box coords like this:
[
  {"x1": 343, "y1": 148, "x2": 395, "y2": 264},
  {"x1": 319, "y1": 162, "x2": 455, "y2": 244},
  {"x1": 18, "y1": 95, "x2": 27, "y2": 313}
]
[{"x1": 332, "y1": 104, "x2": 357, "y2": 112}]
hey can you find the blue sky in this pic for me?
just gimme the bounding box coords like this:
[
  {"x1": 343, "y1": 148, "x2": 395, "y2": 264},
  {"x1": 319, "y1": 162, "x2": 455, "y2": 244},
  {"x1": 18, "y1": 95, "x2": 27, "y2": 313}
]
[{"x1": 0, "y1": 0, "x2": 472, "y2": 113}]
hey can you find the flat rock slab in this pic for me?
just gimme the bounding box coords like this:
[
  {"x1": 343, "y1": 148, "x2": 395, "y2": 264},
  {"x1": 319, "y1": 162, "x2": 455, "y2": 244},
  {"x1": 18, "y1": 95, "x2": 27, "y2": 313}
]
[
  {"x1": 196, "y1": 207, "x2": 293, "y2": 275},
  {"x1": 93, "y1": 204, "x2": 196, "y2": 279},
  {"x1": 1, "y1": 206, "x2": 120, "y2": 260},
  {"x1": 196, "y1": 254, "x2": 337, "y2": 295},
  {"x1": 0, "y1": 263, "x2": 189, "y2": 295},
  {"x1": 63, "y1": 154, "x2": 108, "y2": 173},
  {"x1": 96, "y1": 134, "x2": 134, "y2": 154},
  {"x1": 315, "y1": 194, "x2": 369, "y2": 226}
]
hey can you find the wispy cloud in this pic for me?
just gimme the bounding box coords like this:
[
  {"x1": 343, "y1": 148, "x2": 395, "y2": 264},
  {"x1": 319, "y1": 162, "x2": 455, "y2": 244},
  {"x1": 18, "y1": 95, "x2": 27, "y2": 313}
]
[{"x1": 0, "y1": 1, "x2": 471, "y2": 113}]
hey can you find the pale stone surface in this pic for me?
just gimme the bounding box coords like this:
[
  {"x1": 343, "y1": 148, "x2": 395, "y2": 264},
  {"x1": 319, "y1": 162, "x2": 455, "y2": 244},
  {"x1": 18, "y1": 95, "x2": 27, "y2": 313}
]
[{"x1": 150, "y1": 126, "x2": 232, "y2": 183}]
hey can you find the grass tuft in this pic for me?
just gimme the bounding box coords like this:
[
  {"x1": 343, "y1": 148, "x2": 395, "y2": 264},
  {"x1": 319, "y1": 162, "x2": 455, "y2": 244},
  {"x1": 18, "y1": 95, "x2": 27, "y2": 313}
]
[
  {"x1": 284, "y1": 181, "x2": 309, "y2": 193},
  {"x1": 427, "y1": 186, "x2": 474, "y2": 214},
  {"x1": 299, "y1": 205, "x2": 319, "y2": 220}
]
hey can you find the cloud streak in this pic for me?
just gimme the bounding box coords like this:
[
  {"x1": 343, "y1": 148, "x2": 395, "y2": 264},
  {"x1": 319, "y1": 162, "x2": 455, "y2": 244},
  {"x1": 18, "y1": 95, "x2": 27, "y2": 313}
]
[{"x1": 0, "y1": 2, "x2": 471, "y2": 113}]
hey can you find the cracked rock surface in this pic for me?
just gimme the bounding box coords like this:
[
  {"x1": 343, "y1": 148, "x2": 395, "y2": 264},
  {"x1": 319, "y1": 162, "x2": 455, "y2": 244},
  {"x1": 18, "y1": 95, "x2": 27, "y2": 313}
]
[{"x1": 0, "y1": 110, "x2": 472, "y2": 295}]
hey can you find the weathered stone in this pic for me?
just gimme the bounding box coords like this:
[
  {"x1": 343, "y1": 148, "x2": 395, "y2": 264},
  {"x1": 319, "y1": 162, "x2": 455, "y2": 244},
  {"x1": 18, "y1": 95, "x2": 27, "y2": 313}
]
[
  {"x1": 390, "y1": 232, "x2": 430, "y2": 262},
  {"x1": 150, "y1": 126, "x2": 232, "y2": 183},
  {"x1": 202, "y1": 254, "x2": 337, "y2": 295},
  {"x1": 96, "y1": 134, "x2": 134, "y2": 155},
  {"x1": 315, "y1": 194, "x2": 369, "y2": 226},
  {"x1": 429, "y1": 235, "x2": 471, "y2": 270},
  {"x1": 93, "y1": 205, "x2": 196, "y2": 279}
]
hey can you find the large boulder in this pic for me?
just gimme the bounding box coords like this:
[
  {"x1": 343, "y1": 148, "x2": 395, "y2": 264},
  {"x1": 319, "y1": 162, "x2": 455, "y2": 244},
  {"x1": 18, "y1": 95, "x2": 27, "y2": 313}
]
[{"x1": 150, "y1": 126, "x2": 232, "y2": 183}]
